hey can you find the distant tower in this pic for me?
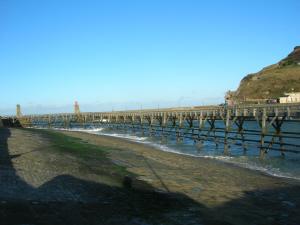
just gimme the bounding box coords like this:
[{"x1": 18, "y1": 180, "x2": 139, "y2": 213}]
[
  {"x1": 16, "y1": 104, "x2": 22, "y2": 117},
  {"x1": 74, "y1": 101, "x2": 80, "y2": 115}
]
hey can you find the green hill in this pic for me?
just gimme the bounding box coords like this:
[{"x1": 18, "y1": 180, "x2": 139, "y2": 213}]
[{"x1": 233, "y1": 46, "x2": 300, "y2": 100}]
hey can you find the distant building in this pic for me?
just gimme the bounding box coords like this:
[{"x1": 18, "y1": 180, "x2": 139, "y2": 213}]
[{"x1": 279, "y1": 92, "x2": 300, "y2": 103}]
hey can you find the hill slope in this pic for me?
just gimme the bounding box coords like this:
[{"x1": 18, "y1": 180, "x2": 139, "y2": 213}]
[{"x1": 234, "y1": 46, "x2": 300, "y2": 100}]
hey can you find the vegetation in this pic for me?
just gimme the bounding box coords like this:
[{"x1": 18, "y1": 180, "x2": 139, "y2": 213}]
[{"x1": 233, "y1": 46, "x2": 300, "y2": 100}]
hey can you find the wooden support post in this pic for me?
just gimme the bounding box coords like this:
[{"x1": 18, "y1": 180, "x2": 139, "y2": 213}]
[
  {"x1": 199, "y1": 113, "x2": 204, "y2": 129},
  {"x1": 279, "y1": 134, "x2": 284, "y2": 156},
  {"x1": 207, "y1": 116, "x2": 218, "y2": 148},
  {"x1": 160, "y1": 113, "x2": 167, "y2": 141},
  {"x1": 271, "y1": 116, "x2": 286, "y2": 156},
  {"x1": 196, "y1": 112, "x2": 205, "y2": 148},
  {"x1": 177, "y1": 113, "x2": 183, "y2": 143},
  {"x1": 224, "y1": 110, "x2": 231, "y2": 155},
  {"x1": 139, "y1": 114, "x2": 144, "y2": 134},
  {"x1": 235, "y1": 117, "x2": 246, "y2": 153},
  {"x1": 48, "y1": 115, "x2": 52, "y2": 128},
  {"x1": 92, "y1": 114, "x2": 95, "y2": 124},
  {"x1": 84, "y1": 115, "x2": 87, "y2": 128},
  {"x1": 260, "y1": 108, "x2": 267, "y2": 158},
  {"x1": 63, "y1": 116, "x2": 67, "y2": 129},
  {"x1": 149, "y1": 115, "x2": 154, "y2": 136},
  {"x1": 162, "y1": 113, "x2": 167, "y2": 127},
  {"x1": 132, "y1": 115, "x2": 135, "y2": 132}
]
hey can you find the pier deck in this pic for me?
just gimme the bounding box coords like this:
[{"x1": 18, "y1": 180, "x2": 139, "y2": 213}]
[{"x1": 4, "y1": 103, "x2": 300, "y2": 157}]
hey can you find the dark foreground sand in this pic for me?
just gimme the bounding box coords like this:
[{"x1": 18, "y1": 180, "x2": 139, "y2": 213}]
[{"x1": 0, "y1": 128, "x2": 299, "y2": 225}]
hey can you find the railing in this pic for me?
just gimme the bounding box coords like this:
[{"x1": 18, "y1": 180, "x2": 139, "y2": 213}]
[{"x1": 6, "y1": 103, "x2": 300, "y2": 119}]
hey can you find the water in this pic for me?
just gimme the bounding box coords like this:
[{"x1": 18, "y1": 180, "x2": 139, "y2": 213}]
[{"x1": 35, "y1": 121, "x2": 300, "y2": 180}]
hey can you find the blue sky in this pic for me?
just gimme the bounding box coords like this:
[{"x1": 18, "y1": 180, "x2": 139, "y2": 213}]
[{"x1": 0, "y1": 0, "x2": 299, "y2": 114}]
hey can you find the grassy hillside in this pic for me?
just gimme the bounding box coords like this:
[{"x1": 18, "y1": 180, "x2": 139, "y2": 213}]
[{"x1": 234, "y1": 46, "x2": 300, "y2": 100}]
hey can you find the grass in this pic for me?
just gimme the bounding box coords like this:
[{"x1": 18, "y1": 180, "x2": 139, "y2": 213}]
[
  {"x1": 236, "y1": 65, "x2": 300, "y2": 99},
  {"x1": 42, "y1": 130, "x2": 108, "y2": 157}
]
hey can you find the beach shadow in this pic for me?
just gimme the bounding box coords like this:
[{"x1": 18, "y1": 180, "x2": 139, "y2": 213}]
[
  {"x1": 0, "y1": 128, "x2": 300, "y2": 225},
  {"x1": 0, "y1": 128, "x2": 204, "y2": 225}
]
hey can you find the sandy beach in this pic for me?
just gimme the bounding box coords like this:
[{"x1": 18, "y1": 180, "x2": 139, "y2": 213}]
[{"x1": 0, "y1": 128, "x2": 299, "y2": 225}]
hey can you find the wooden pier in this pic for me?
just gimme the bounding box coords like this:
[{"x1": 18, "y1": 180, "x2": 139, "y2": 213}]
[{"x1": 6, "y1": 103, "x2": 300, "y2": 157}]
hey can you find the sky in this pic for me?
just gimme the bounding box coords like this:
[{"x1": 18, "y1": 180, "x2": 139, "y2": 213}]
[{"x1": 0, "y1": 0, "x2": 299, "y2": 115}]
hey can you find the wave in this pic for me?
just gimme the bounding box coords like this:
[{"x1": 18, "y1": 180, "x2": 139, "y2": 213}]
[
  {"x1": 227, "y1": 157, "x2": 299, "y2": 180},
  {"x1": 93, "y1": 132, "x2": 148, "y2": 142},
  {"x1": 53, "y1": 127, "x2": 105, "y2": 133}
]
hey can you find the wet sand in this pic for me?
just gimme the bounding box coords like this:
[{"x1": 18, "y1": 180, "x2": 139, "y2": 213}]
[{"x1": 1, "y1": 128, "x2": 300, "y2": 225}]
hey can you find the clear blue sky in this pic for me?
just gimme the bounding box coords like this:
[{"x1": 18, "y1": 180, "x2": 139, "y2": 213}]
[{"x1": 0, "y1": 0, "x2": 299, "y2": 114}]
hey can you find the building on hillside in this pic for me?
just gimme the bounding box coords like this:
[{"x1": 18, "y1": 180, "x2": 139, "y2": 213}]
[{"x1": 279, "y1": 92, "x2": 300, "y2": 103}]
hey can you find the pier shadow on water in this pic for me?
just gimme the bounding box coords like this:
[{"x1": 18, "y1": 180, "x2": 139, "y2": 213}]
[{"x1": 0, "y1": 128, "x2": 300, "y2": 225}]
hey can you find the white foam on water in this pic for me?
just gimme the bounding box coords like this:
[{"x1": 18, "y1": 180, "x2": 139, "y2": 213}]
[
  {"x1": 52, "y1": 127, "x2": 105, "y2": 133},
  {"x1": 93, "y1": 132, "x2": 148, "y2": 142},
  {"x1": 226, "y1": 158, "x2": 300, "y2": 180},
  {"x1": 74, "y1": 127, "x2": 104, "y2": 133}
]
